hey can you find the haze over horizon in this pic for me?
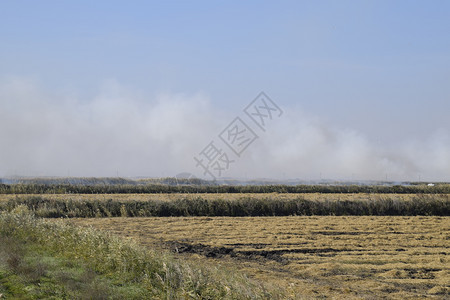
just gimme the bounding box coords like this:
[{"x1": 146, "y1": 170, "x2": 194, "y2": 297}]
[{"x1": 1, "y1": 1, "x2": 449, "y2": 182}]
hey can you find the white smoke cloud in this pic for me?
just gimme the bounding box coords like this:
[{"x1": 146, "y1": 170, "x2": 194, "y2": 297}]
[
  {"x1": 0, "y1": 77, "x2": 449, "y2": 182},
  {"x1": 235, "y1": 111, "x2": 450, "y2": 182},
  {"x1": 0, "y1": 77, "x2": 220, "y2": 177}
]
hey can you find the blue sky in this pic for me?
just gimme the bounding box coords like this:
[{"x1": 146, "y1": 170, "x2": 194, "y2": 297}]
[{"x1": 1, "y1": 1, "x2": 449, "y2": 181}]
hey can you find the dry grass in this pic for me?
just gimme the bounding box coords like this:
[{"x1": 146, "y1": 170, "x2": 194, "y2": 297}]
[
  {"x1": 0, "y1": 192, "x2": 422, "y2": 203},
  {"x1": 69, "y1": 216, "x2": 450, "y2": 299}
]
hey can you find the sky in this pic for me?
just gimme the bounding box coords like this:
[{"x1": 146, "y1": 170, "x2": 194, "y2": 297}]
[{"x1": 1, "y1": 1, "x2": 449, "y2": 181}]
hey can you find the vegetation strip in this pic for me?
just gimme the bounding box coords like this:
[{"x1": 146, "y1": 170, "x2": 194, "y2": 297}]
[
  {"x1": 1, "y1": 182, "x2": 450, "y2": 194},
  {"x1": 2, "y1": 194, "x2": 449, "y2": 217}
]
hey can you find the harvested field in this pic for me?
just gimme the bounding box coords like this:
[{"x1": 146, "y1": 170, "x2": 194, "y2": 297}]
[{"x1": 70, "y1": 216, "x2": 450, "y2": 299}]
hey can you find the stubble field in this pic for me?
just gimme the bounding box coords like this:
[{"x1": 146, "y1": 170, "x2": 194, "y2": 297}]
[{"x1": 70, "y1": 215, "x2": 449, "y2": 299}]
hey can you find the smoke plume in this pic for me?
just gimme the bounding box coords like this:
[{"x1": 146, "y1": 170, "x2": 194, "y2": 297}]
[{"x1": 1, "y1": 77, "x2": 448, "y2": 182}]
